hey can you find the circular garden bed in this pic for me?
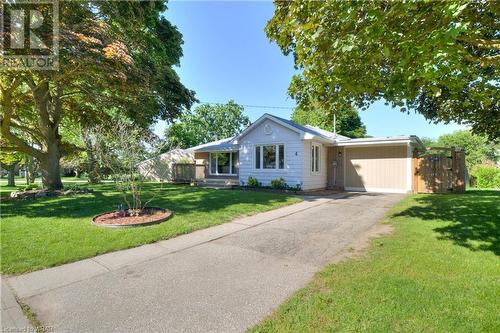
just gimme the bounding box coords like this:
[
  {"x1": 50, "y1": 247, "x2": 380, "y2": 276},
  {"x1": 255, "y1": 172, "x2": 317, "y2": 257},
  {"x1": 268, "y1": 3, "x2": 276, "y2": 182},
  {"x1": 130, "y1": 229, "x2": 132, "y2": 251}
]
[{"x1": 92, "y1": 207, "x2": 172, "y2": 228}]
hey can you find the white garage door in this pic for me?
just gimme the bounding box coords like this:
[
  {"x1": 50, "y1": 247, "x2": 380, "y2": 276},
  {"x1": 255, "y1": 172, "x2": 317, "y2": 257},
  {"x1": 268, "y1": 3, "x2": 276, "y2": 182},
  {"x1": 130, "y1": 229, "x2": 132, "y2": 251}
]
[{"x1": 344, "y1": 145, "x2": 410, "y2": 193}]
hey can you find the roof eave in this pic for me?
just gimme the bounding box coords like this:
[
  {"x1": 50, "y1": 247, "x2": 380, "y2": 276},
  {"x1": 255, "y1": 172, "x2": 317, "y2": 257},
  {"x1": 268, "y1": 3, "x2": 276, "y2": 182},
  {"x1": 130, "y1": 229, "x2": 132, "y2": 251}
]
[{"x1": 334, "y1": 138, "x2": 413, "y2": 147}]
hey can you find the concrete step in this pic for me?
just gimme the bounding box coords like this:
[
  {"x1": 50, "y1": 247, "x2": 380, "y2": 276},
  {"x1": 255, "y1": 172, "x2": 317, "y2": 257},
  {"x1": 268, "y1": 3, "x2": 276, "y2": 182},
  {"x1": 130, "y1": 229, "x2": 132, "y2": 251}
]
[{"x1": 197, "y1": 178, "x2": 239, "y2": 188}]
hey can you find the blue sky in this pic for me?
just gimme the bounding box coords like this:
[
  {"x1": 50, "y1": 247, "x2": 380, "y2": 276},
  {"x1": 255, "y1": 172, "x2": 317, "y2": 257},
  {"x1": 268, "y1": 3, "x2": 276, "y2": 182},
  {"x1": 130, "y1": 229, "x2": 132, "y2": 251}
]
[{"x1": 155, "y1": 0, "x2": 466, "y2": 139}]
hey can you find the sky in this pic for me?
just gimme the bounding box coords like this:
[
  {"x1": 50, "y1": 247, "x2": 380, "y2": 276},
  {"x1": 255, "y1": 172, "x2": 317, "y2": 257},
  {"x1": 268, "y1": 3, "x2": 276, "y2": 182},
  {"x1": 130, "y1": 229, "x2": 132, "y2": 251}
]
[{"x1": 155, "y1": 0, "x2": 467, "y2": 140}]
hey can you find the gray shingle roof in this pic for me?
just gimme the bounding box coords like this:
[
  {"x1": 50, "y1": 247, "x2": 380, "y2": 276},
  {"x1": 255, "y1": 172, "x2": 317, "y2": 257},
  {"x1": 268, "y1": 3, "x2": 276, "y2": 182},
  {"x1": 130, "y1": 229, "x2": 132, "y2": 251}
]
[
  {"x1": 190, "y1": 113, "x2": 422, "y2": 152},
  {"x1": 190, "y1": 137, "x2": 238, "y2": 152}
]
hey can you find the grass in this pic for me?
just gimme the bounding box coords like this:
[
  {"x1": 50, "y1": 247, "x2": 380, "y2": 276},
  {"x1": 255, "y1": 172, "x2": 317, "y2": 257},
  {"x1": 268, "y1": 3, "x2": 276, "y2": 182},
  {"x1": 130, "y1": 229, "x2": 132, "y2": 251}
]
[
  {"x1": 0, "y1": 183, "x2": 301, "y2": 275},
  {"x1": 0, "y1": 176, "x2": 90, "y2": 197},
  {"x1": 250, "y1": 190, "x2": 500, "y2": 333}
]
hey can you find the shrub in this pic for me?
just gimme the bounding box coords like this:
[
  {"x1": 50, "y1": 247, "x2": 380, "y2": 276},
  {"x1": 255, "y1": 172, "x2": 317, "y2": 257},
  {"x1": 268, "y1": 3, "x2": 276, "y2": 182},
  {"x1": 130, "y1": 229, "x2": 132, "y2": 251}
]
[
  {"x1": 471, "y1": 165, "x2": 500, "y2": 189},
  {"x1": 247, "y1": 176, "x2": 260, "y2": 187},
  {"x1": 23, "y1": 184, "x2": 39, "y2": 191},
  {"x1": 271, "y1": 177, "x2": 287, "y2": 189}
]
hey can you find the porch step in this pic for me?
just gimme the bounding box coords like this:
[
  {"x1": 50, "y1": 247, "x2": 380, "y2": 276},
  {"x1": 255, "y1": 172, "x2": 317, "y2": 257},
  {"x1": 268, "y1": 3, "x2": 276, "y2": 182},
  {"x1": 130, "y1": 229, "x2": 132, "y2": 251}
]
[{"x1": 197, "y1": 178, "x2": 239, "y2": 189}]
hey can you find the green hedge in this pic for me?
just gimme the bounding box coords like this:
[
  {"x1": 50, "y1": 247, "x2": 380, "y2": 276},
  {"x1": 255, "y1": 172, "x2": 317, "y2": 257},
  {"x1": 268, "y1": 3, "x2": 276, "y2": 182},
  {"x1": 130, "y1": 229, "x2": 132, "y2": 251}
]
[{"x1": 470, "y1": 165, "x2": 500, "y2": 189}]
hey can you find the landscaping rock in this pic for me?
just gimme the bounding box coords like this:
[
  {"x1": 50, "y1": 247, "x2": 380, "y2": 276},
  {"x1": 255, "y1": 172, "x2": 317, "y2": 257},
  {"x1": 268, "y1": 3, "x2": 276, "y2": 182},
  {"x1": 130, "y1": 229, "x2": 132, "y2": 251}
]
[{"x1": 9, "y1": 188, "x2": 93, "y2": 200}]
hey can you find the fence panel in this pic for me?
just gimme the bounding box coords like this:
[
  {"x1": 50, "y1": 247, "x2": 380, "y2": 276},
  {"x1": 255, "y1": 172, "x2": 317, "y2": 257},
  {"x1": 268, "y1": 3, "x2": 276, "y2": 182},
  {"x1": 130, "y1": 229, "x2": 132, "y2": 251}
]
[
  {"x1": 413, "y1": 149, "x2": 466, "y2": 194},
  {"x1": 171, "y1": 163, "x2": 195, "y2": 183}
]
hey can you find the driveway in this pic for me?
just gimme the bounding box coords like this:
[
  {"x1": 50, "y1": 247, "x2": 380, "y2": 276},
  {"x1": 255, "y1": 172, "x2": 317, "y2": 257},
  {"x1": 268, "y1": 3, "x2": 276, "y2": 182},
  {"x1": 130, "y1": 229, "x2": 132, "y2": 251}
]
[{"x1": 6, "y1": 192, "x2": 404, "y2": 333}]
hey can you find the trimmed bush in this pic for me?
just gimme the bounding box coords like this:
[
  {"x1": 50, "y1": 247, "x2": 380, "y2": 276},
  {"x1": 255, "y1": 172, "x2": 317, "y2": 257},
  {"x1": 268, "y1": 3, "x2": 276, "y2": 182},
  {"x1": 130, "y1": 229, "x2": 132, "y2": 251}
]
[
  {"x1": 271, "y1": 177, "x2": 287, "y2": 189},
  {"x1": 247, "y1": 176, "x2": 260, "y2": 187},
  {"x1": 471, "y1": 165, "x2": 500, "y2": 189}
]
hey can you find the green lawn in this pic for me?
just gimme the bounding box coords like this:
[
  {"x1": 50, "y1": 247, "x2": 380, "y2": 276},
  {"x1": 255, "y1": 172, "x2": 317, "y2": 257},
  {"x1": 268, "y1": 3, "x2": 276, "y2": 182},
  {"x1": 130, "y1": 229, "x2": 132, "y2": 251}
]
[
  {"x1": 0, "y1": 183, "x2": 301, "y2": 275},
  {"x1": 251, "y1": 190, "x2": 500, "y2": 333},
  {"x1": 0, "y1": 176, "x2": 90, "y2": 197}
]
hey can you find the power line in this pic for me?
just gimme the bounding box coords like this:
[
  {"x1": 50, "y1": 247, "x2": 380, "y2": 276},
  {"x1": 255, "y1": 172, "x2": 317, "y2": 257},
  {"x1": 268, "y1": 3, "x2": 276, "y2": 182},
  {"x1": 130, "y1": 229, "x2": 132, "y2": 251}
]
[{"x1": 199, "y1": 101, "x2": 295, "y2": 110}]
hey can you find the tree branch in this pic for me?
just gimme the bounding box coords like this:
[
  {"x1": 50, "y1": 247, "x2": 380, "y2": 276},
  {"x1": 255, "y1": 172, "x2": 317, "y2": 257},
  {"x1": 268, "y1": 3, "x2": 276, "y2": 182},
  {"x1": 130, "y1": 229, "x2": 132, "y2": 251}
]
[{"x1": 458, "y1": 36, "x2": 500, "y2": 50}]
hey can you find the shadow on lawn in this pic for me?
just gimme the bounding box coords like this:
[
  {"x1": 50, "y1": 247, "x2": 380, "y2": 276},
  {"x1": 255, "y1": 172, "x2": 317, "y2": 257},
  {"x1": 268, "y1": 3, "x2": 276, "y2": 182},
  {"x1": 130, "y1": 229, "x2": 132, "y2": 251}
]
[
  {"x1": 393, "y1": 190, "x2": 499, "y2": 255},
  {"x1": 0, "y1": 184, "x2": 292, "y2": 219}
]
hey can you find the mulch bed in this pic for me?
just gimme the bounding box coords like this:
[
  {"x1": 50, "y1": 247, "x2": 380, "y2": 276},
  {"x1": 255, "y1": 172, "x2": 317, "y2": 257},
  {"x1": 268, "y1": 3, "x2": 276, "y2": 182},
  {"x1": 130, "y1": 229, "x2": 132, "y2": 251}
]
[{"x1": 92, "y1": 207, "x2": 173, "y2": 228}]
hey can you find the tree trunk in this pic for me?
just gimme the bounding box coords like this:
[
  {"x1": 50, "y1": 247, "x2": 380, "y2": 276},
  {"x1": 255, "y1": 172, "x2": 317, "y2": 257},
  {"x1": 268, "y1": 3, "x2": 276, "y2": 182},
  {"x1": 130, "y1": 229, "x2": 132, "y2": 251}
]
[
  {"x1": 25, "y1": 155, "x2": 33, "y2": 184},
  {"x1": 40, "y1": 139, "x2": 63, "y2": 190},
  {"x1": 7, "y1": 163, "x2": 16, "y2": 187}
]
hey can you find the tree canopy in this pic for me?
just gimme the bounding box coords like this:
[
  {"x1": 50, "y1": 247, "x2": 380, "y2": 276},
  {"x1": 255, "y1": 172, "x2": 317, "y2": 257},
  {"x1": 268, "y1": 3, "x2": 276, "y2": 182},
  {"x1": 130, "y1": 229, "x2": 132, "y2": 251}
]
[
  {"x1": 266, "y1": 1, "x2": 499, "y2": 140},
  {"x1": 164, "y1": 100, "x2": 249, "y2": 150},
  {"x1": 291, "y1": 104, "x2": 366, "y2": 138},
  {"x1": 425, "y1": 130, "x2": 498, "y2": 169},
  {"x1": 1, "y1": 1, "x2": 195, "y2": 189}
]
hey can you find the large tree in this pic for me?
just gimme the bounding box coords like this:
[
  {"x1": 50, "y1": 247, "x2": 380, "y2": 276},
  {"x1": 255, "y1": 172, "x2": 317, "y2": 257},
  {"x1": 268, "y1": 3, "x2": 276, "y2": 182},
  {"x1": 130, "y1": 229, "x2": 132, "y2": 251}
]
[
  {"x1": 292, "y1": 103, "x2": 366, "y2": 138},
  {"x1": 164, "y1": 100, "x2": 249, "y2": 150},
  {"x1": 1, "y1": 1, "x2": 195, "y2": 189},
  {"x1": 266, "y1": 0, "x2": 499, "y2": 140},
  {"x1": 435, "y1": 130, "x2": 498, "y2": 169}
]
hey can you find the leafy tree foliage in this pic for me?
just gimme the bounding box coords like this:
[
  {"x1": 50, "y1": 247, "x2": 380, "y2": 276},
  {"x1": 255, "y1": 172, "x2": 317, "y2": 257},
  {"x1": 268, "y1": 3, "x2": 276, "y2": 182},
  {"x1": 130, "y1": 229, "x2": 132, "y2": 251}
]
[
  {"x1": 291, "y1": 103, "x2": 366, "y2": 138},
  {"x1": 0, "y1": 151, "x2": 22, "y2": 187},
  {"x1": 434, "y1": 130, "x2": 498, "y2": 169},
  {"x1": 1, "y1": 1, "x2": 195, "y2": 189},
  {"x1": 164, "y1": 100, "x2": 249, "y2": 150},
  {"x1": 266, "y1": 1, "x2": 499, "y2": 140}
]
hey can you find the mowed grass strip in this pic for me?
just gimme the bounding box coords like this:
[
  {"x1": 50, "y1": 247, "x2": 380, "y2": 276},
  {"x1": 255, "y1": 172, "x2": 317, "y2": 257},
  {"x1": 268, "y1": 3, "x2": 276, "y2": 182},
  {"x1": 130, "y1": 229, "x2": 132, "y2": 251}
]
[
  {"x1": 0, "y1": 183, "x2": 301, "y2": 275},
  {"x1": 250, "y1": 190, "x2": 500, "y2": 333}
]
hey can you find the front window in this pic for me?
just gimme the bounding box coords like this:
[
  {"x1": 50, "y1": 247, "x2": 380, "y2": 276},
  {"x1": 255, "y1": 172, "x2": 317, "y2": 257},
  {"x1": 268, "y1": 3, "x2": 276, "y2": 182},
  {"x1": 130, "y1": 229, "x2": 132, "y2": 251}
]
[
  {"x1": 311, "y1": 144, "x2": 320, "y2": 173},
  {"x1": 231, "y1": 152, "x2": 238, "y2": 174},
  {"x1": 278, "y1": 144, "x2": 284, "y2": 169},
  {"x1": 210, "y1": 152, "x2": 238, "y2": 175},
  {"x1": 255, "y1": 144, "x2": 285, "y2": 170},
  {"x1": 255, "y1": 146, "x2": 261, "y2": 169},
  {"x1": 263, "y1": 145, "x2": 276, "y2": 169}
]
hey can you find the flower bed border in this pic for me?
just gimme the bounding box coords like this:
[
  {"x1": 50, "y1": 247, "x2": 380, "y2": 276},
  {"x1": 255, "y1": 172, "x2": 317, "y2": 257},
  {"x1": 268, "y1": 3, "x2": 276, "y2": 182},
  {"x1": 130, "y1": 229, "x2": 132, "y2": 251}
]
[{"x1": 92, "y1": 207, "x2": 173, "y2": 228}]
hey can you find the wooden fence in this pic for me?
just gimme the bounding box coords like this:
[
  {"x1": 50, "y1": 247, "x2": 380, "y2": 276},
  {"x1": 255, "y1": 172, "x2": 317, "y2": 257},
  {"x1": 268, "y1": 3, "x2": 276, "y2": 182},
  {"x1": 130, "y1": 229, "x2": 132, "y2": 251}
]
[
  {"x1": 412, "y1": 148, "x2": 466, "y2": 194},
  {"x1": 171, "y1": 163, "x2": 195, "y2": 183}
]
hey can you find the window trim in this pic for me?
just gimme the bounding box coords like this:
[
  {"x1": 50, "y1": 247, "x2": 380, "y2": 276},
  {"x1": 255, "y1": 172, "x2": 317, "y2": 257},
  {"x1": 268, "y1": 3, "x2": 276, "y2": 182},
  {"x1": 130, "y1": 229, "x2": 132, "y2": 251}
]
[
  {"x1": 254, "y1": 144, "x2": 285, "y2": 170},
  {"x1": 311, "y1": 143, "x2": 321, "y2": 174},
  {"x1": 209, "y1": 151, "x2": 238, "y2": 176}
]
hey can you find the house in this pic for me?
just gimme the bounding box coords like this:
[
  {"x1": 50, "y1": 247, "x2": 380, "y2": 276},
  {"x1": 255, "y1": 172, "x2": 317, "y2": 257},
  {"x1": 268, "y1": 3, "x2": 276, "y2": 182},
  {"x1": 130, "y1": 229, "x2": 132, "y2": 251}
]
[
  {"x1": 138, "y1": 148, "x2": 194, "y2": 181},
  {"x1": 192, "y1": 113, "x2": 424, "y2": 193}
]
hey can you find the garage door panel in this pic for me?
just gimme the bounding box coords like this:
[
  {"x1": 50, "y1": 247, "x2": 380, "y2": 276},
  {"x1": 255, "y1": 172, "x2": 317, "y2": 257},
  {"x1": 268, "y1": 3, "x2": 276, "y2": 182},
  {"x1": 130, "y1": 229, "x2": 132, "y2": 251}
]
[{"x1": 345, "y1": 146, "x2": 407, "y2": 191}]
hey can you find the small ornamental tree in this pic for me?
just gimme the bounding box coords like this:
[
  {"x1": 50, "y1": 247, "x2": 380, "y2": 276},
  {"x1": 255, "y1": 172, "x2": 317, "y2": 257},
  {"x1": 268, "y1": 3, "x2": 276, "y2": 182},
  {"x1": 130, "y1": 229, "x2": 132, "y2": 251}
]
[{"x1": 92, "y1": 120, "x2": 165, "y2": 216}]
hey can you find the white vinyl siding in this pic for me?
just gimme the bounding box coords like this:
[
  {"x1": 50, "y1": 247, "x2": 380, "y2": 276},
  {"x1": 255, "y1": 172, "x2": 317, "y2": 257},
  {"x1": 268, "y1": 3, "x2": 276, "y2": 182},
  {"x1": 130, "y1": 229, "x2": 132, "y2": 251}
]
[
  {"x1": 302, "y1": 141, "x2": 327, "y2": 190},
  {"x1": 239, "y1": 119, "x2": 304, "y2": 188}
]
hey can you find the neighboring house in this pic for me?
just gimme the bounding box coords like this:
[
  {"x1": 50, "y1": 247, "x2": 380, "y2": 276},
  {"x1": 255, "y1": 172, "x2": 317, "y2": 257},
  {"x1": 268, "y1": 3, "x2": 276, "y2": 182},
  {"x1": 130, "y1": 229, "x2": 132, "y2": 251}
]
[
  {"x1": 192, "y1": 113, "x2": 424, "y2": 193},
  {"x1": 138, "y1": 148, "x2": 194, "y2": 181}
]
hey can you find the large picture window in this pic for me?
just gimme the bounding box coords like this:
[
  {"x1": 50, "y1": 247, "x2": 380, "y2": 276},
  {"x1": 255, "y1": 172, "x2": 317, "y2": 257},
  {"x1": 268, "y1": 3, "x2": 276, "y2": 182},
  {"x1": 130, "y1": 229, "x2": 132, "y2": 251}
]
[
  {"x1": 210, "y1": 152, "x2": 238, "y2": 175},
  {"x1": 311, "y1": 144, "x2": 320, "y2": 173},
  {"x1": 263, "y1": 145, "x2": 276, "y2": 169},
  {"x1": 255, "y1": 144, "x2": 285, "y2": 170}
]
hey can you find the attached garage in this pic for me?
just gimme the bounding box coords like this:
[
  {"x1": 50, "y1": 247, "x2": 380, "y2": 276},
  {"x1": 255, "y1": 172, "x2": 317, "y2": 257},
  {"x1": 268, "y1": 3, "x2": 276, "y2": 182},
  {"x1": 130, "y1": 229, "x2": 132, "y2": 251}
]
[{"x1": 329, "y1": 136, "x2": 423, "y2": 193}]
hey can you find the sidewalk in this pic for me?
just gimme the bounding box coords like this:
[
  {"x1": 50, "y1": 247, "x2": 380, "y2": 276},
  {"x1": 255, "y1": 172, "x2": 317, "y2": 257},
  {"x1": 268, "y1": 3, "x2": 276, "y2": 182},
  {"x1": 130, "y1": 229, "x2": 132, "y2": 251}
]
[{"x1": 1, "y1": 278, "x2": 34, "y2": 331}]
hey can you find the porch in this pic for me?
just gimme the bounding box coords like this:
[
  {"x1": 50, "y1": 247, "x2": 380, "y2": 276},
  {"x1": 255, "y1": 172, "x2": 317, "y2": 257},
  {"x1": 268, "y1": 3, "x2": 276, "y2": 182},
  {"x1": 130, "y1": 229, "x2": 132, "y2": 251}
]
[{"x1": 194, "y1": 151, "x2": 239, "y2": 188}]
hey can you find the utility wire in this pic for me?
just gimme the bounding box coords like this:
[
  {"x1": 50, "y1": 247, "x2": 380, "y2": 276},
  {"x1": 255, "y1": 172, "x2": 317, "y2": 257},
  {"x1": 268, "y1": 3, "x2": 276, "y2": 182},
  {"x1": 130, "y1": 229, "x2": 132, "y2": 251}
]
[{"x1": 199, "y1": 101, "x2": 295, "y2": 110}]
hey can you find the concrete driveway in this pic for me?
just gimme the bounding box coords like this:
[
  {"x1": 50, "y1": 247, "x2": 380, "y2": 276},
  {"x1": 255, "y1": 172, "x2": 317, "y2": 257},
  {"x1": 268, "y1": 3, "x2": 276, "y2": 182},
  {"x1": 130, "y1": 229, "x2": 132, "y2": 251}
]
[{"x1": 6, "y1": 192, "x2": 404, "y2": 333}]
